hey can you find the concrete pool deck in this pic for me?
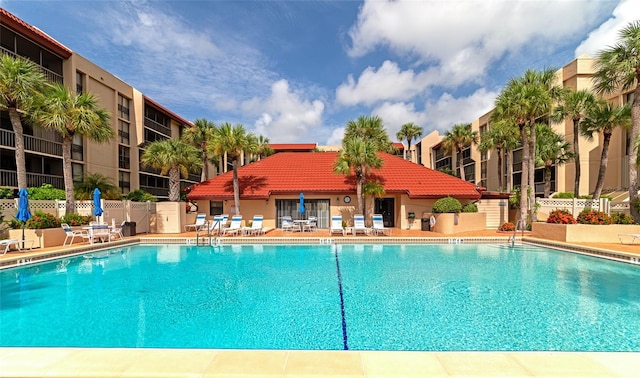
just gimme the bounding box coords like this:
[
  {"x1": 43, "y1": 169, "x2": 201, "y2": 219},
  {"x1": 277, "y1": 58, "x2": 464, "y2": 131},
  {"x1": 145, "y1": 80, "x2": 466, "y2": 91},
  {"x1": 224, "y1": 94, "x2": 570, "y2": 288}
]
[{"x1": 1, "y1": 228, "x2": 639, "y2": 377}]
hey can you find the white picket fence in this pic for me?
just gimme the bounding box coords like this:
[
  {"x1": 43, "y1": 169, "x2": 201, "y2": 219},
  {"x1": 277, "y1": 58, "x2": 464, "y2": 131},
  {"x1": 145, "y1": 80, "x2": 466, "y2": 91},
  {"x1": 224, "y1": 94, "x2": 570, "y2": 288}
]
[
  {"x1": 0, "y1": 199, "x2": 155, "y2": 234},
  {"x1": 535, "y1": 197, "x2": 630, "y2": 218}
]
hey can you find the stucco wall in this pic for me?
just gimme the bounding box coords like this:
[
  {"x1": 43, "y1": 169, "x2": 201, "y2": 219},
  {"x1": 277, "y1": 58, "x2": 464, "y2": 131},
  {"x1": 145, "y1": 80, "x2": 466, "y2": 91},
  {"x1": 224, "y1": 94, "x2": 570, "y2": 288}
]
[{"x1": 532, "y1": 222, "x2": 640, "y2": 243}]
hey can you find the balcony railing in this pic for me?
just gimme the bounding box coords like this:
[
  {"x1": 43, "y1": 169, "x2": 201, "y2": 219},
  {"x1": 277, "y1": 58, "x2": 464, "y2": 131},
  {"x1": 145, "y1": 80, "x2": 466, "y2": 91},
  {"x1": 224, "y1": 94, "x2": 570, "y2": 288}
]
[
  {"x1": 139, "y1": 185, "x2": 168, "y2": 198},
  {"x1": 0, "y1": 129, "x2": 63, "y2": 156},
  {"x1": 1, "y1": 47, "x2": 64, "y2": 84},
  {"x1": 144, "y1": 117, "x2": 172, "y2": 137},
  {"x1": 0, "y1": 169, "x2": 64, "y2": 188}
]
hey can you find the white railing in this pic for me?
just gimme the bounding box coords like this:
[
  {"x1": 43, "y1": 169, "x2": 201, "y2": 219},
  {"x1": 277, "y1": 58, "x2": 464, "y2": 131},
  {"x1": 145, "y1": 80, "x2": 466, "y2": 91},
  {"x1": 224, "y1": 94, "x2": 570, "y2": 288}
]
[{"x1": 536, "y1": 197, "x2": 631, "y2": 218}]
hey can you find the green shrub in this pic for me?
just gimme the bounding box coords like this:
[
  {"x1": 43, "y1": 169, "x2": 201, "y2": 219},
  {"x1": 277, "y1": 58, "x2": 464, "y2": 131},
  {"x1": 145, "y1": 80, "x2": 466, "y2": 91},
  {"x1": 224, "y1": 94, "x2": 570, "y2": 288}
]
[
  {"x1": 0, "y1": 187, "x2": 14, "y2": 199},
  {"x1": 28, "y1": 183, "x2": 65, "y2": 200},
  {"x1": 432, "y1": 196, "x2": 462, "y2": 213},
  {"x1": 60, "y1": 213, "x2": 93, "y2": 226},
  {"x1": 25, "y1": 210, "x2": 60, "y2": 229},
  {"x1": 125, "y1": 189, "x2": 157, "y2": 202},
  {"x1": 462, "y1": 203, "x2": 478, "y2": 213},
  {"x1": 552, "y1": 192, "x2": 575, "y2": 199},
  {"x1": 576, "y1": 209, "x2": 612, "y2": 225},
  {"x1": 611, "y1": 212, "x2": 635, "y2": 225},
  {"x1": 499, "y1": 222, "x2": 515, "y2": 231},
  {"x1": 8, "y1": 219, "x2": 22, "y2": 229},
  {"x1": 546, "y1": 209, "x2": 577, "y2": 224}
]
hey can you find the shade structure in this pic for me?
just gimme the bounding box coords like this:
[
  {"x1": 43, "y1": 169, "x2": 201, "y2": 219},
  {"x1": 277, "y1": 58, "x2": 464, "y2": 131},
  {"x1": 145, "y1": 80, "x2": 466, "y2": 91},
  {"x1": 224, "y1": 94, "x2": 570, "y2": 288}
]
[
  {"x1": 299, "y1": 192, "x2": 305, "y2": 214},
  {"x1": 16, "y1": 188, "x2": 31, "y2": 249},
  {"x1": 93, "y1": 188, "x2": 103, "y2": 218}
]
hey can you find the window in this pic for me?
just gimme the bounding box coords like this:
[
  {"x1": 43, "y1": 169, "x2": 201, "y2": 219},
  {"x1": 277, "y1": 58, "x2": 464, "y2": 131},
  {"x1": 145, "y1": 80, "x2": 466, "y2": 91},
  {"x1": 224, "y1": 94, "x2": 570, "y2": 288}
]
[
  {"x1": 210, "y1": 201, "x2": 223, "y2": 216},
  {"x1": 119, "y1": 171, "x2": 130, "y2": 194},
  {"x1": 118, "y1": 95, "x2": 130, "y2": 121},
  {"x1": 118, "y1": 120, "x2": 130, "y2": 145},
  {"x1": 119, "y1": 146, "x2": 130, "y2": 169},
  {"x1": 72, "y1": 134, "x2": 83, "y2": 160},
  {"x1": 144, "y1": 128, "x2": 167, "y2": 144},
  {"x1": 76, "y1": 71, "x2": 84, "y2": 94},
  {"x1": 72, "y1": 163, "x2": 84, "y2": 183}
]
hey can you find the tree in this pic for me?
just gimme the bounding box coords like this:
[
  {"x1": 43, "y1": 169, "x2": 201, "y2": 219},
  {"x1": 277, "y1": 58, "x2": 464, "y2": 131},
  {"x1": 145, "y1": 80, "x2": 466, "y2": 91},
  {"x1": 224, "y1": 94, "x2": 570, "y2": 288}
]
[
  {"x1": 74, "y1": 172, "x2": 121, "y2": 200},
  {"x1": 593, "y1": 20, "x2": 640, "y2": 221},
  {"x1": 253, "y1": 135, "x2": 274, "y2": 159},
  {"x1": 441, "y1": 123, "x2": 478, "y2": 181},
  {"x1": 182, "y1": 118, "x2": 215, "y2": 182},
  {"x1": 478, "y1": 119, "x2": 520, "y2": 192},
  {"x1": 208, "y1": 123, "x2": 256, "y2": 214},
  {"x1": 32, "y1": 83, "x2": 113, "y2": 214},
  {"x1": 396, "y1": 122, "x2": 423, "y2": 161},
  {"x1": 334, "y1": 115, "x2": 392, "y2": 216},
  {"x1": 551, "y1": 89, "x2": 596, "y2": 197},
  {"x1": 140, "y1": 137, "x2": 202, "y2": 201},
  {"x1": 580, "y1": 100, "x2": 631, "y2": 199},
  {"x1": 535, "y1": 124, "x2": 574, "y2": 198},
  {"x1": 0, "y1": 55, "x2": 48, "y2": 190}
]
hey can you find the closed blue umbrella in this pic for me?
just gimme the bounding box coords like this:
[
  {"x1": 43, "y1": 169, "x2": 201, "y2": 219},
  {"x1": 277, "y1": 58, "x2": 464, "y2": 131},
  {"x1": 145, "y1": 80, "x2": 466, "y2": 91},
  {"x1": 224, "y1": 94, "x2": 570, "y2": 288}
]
[
  {"x1": 93, "y1": 188, "x2": 103, "y2": 220},
  {"x1": 16, "y1": 188, "x2": 31, "y2": 249},
  {"x1": 299, "y1": 192, "x2": 305, "y2": 215}
]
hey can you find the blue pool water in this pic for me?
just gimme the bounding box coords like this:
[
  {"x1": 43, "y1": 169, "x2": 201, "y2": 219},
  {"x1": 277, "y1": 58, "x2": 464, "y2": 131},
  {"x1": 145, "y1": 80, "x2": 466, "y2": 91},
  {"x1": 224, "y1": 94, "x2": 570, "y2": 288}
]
[{"x1": 1, "y1": 243, "x2": 639, "y2": 351}]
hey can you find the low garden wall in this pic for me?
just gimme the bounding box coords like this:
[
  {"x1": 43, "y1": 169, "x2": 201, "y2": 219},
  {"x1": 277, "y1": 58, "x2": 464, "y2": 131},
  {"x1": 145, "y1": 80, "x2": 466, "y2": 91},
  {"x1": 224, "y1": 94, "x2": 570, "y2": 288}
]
[
  {"x1": 431, "y1": 213, "x2": 486, "y2": 235},
  {"x1": 8, "y1": 227, "x2": 67, "y2": 248},
  {"x1": 531, "y1": 222, "x2": 640, "y2": 243}
]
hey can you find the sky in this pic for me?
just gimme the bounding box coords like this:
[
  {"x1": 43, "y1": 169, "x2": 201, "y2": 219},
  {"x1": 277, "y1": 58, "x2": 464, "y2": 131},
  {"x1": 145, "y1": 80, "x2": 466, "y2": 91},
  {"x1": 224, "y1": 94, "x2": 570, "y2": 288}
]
[{"x1": 1, "y1": 0, "x2": 638, "y2": 145}]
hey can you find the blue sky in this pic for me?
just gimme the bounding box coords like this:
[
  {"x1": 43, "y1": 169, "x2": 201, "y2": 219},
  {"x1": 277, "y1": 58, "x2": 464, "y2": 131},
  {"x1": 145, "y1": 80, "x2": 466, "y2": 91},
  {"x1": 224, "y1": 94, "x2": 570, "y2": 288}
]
[{"x1": 2, "y1": 0, "x2": 638, "y2": 145}]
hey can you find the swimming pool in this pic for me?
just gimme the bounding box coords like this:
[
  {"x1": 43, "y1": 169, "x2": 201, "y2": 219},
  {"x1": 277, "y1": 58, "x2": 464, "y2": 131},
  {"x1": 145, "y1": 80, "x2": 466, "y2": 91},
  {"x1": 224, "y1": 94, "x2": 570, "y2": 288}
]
[{"x1": 1, "y1": 243, "x2": 639, "y2": 351}]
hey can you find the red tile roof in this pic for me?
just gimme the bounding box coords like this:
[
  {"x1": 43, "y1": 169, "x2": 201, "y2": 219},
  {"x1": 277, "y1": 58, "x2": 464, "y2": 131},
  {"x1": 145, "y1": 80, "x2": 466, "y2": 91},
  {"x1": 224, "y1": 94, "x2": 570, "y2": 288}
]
[
  {"x1": 392, "y1": 142, "x2": 404, "y2": 150},
  {"x1": 143, "y1": 96, "x2": 192, "y2": 126},
  {"x1": 1, "y1": 8, "x2": 72, "y2": 58},
  {"x1": 187, "y1": 152, "x2": 482, "y2": 200},
  {"x1": 269, "y1": 143, "x2": 317, "y2": 151}
]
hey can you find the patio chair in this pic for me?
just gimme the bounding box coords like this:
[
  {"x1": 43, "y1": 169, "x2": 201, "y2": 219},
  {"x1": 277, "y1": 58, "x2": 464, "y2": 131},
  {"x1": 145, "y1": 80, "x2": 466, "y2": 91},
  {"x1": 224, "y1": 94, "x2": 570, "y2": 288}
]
[
  {"x1": 89, "y1": 224, "x2": 111, "y2": 243},
  {"x1": 62, "y1": 223, "x2": 90, "y2": 246},
  {"x1": 372, "y1": 214, "x2": 392, "y2": 236},
  {"x1": 329, "y1": 215, "x2": 345, "y2": 236},
  {"x1": 184, "y1": 213, "x2": 207, "y2": 232},
  {"x1": 282, "y1": 216, "x2": 297, "y2": 232},
  {"x1": 222, "y1": 215, "x2": 243, "y2": 236},
  {"x1": 198, "y1": 215, "x2": 224, "y2": 237},
  {"x1": 302, "y1": 216, "x2": 317, "y2": 232},
  {"x1": 352, "y1": 214, "x2": 371, "y2": 235},
  {"x1": 110, "y1": 221, "x2": 126, "y2": 240},
  {"x1": 1, "y1": 239, "x2": 35, "y2": 255},
  {"x1": 243, "y1": 215, "x2": 264, "y2": 236}
]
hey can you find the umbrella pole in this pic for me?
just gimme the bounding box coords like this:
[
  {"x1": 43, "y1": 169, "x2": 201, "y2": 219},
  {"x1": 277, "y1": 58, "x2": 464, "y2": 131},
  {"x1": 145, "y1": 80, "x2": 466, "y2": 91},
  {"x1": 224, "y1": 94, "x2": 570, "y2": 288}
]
[{"x1": 22, "y1": 223, "x2": 25, "y2": 249}]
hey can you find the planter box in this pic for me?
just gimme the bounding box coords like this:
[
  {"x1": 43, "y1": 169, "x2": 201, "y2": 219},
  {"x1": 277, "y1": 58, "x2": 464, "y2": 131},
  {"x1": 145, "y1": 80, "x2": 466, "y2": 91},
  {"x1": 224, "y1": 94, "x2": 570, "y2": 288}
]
[
  {"x1": 532, "y1": 222, "x2": 640, "y2": 243},
  {"x1": 8, "y1": 227, "x2": 68, "y2": 249},
  {"x1": 431, "y1": 213, "x2": 486, "y2": 235}
]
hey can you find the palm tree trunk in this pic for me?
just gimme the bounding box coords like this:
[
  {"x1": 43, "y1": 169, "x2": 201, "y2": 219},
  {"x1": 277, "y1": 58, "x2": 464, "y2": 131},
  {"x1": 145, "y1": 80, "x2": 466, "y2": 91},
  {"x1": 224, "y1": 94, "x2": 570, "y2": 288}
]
[
  {"x1": 630, "y1": 85, "x2": 640, "y2": 222},
  {"x1": 356, "y1": 175, "x2": 365, "y2": 216},
  {"x1": 544, "y1": 165, "x2": 552, "y2": 198},
  {"x1": 62, "y1": 137, "x2": 76, "y2": 214},
  {"x1": 519, "y1": 127, "x2": 529, "y2": 228},
  {"x1": 457, "y1": 149, "x2": 465, "y2": 181},
  {"x1": 168, "y1": 167, "x2": 181, "y2": 202},
  {"x1": 593, "y1": 132, "x2": 612, "y2": 200},
  {"x1": 407, "y1": 139, "x2": 412, "y2": 161},
  {"x1": 497, "y1": 147, "x2": 503, "y2": 191},
  {"x1": 506, "y1": 150, "x2": 513, "y2": 192},
  {"x1": 8, "y1": 108, "x2": 27, "y2": 189},
  {"x1": 200, "y1": 145, "x2": 208, "y2": 182},
  {"x1": 233, "y1": 159, "x2": 240, "y2": 215},
  {"x1": 572, "y1": 118, "x2": 581, "y2": 197},
  {"x1": 528, "y1": 123, "x2": 536, "y2": 223}
]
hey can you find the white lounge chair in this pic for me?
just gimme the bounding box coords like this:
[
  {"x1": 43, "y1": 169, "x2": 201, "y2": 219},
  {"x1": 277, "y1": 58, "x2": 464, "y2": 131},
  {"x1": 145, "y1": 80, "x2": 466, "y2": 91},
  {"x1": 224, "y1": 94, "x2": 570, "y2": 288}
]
[
  {"x1": 243, "y1": 215, "x2": 264, "y2": 236},
  {"x1": 198, "y1": 215, "x2": 224, "y2": 237},
  {"x1": 62, "y1": 223, "x2": 90, "y2": 246},
  {"x1": 330, "y1": 215, "x2": 345, "y2": 236},
  {"x1": 1, "y1": 239, "x2": 35, "y2": 255},
  {"x1": 184, "y1": 213, "x2": 207, "y2": 232},
  {"x1": 618, "y1": 234, "x2": 640, "y2": 244},
  {"x1": 372, "y1": 214, "x2": 392, "y2": 236},
  {"x1": 282, "y1": 216, "x2": 297, "y2": 232},
  {"x1": 352, "y1": 214, "x2": 371, "y2": 235},
  {"x1": 222, "y1": 215, "x2": 243, "y2": 236}
]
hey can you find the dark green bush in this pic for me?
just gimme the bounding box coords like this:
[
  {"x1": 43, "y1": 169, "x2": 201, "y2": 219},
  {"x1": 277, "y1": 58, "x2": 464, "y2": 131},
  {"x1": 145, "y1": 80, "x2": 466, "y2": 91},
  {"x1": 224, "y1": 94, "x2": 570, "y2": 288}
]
[
  {"x1": 552, "y1": 192, "x2": 575, "y2": 199},
  {"x1": 432, "y1": 196, "x2": 462, "y2": 213},
  {"x1": 28, "y1": 183, "x2": 65, "y2": 200},
  {"x1": 125, "y1": 189, "x2": 157, "y2": 202},
  {"x1": 611, "y1": 212, "x2": 635, "y2": 225},
  {"x1": 0, "y1": 187, "x2": 14, "y2": 199},
  {"x1": 462, "y1": 203, "x2": 478, "y2": 213},
  {"x1": 60, "y1": 213, "x2": 93, "y2": 226},
  {"x1": 25, "y1": 210, "x2": 60, "y2": 229}
]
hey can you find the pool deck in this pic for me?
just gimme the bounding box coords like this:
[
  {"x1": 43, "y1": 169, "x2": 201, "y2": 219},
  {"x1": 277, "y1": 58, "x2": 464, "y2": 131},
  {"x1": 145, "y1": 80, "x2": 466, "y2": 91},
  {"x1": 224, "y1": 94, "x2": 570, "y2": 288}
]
[{"x1": 1, "y1": 228, "x2": 639, "y2": 377}]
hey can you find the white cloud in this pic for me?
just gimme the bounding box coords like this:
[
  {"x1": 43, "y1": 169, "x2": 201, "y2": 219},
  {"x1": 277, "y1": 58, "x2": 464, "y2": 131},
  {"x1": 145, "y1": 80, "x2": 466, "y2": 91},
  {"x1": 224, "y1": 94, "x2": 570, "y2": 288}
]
[
  {"x1": 575, "y1": 0, "x2": 640, "y2": 57},
  {"x1": 243, "y1": 80, "x2": 326, "y2": 143},
  {"x1": 424, "y1": 89, "x2": 497, "y2": 132},
  {"x1": 348, "y1": 0, "x2": 609, "y2": 85},
  {"x1": 371, "y1": 102, "x2": 429, "y2": 140},
  {"x1": 326, "y1": 127, "x2": 346, "y2": 146}
]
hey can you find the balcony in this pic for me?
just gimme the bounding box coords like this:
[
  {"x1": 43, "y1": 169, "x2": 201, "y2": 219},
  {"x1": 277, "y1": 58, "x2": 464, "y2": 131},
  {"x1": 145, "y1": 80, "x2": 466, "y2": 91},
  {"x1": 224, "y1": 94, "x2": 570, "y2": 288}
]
[
  {"x1": 0, "y1": 129, "x2": 63, "y2": 156},
  {"x1": 1, "y1": 47, "x2": 64, "y2": 84},
  {"x1": 139, "y1": 185, "x2": 168, "y2": 198},
  {"x1": 144, "y1": 117, "x2": 171, "y2": 137},
  {"x1": 0, "y1": 169, "x2": 64, "y2": 188}
]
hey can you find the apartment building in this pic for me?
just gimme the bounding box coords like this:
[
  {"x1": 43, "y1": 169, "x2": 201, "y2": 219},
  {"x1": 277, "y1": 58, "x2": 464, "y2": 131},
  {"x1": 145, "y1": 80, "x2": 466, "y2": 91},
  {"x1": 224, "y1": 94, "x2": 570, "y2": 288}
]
[
  {"x1": 417, "y1": 55, "x2": 635, "y2": 198},
  {"x1": 0, "y1": 8, "x2": 199, "y2": 199}
]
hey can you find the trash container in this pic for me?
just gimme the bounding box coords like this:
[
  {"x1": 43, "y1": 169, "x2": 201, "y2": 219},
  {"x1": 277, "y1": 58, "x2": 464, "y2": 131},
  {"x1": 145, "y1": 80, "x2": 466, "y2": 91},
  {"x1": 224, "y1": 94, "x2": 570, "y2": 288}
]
[
  {"x1": 123, "y1": 221, "x2": 137, "y2": 236},
  {"x1": 421, "y1": 217, "x2": 431, "y2": 231}
]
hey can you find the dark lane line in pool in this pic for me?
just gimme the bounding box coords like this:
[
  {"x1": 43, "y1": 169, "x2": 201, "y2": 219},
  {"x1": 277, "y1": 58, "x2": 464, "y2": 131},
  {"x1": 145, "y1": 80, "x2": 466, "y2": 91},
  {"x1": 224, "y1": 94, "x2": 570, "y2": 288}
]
[{"x1": 333, "y1": 244, "x2": 349, "y2": 350}]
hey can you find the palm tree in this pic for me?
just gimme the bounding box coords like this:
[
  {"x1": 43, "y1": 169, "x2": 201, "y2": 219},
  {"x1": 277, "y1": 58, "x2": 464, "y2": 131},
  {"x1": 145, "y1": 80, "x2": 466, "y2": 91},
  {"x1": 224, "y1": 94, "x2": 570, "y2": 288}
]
[
  {"x1": 182, "y1": 118, "x2": 216, "y2": 182},
  {"x1": 551, "y1": 89, "x2": 596, "y2": 197},
  {"x1": 580, "y1": 100, "x2": 632, "y2": 199},
  {"x1": 208, "y1": 123, "x2": 256, "y2": 215},
  {"x1": 396, "y1": 122, "x2": 423, "y2": 161},
  {"x1": 441, "y1": 123, "x2": 478, "y2": 181},
  {"x1": 32, "y1": 83, "x2": 113, "y2": 214},
  {"x1": 478, "y1": 119, "x2": 520, "y2": 191},
  {"x1": 74, "y1": 172, "x2": 121, "y2": 200},
  {"x1": 535, "y1": 124, "x2": 574, "y2": 198},
  {"x1": 334, "y1": 115, "x2": 392, "y2": 216},
  {"x1": 254, "y1": 135, "x2": 274, "y2": 159},
  {"x1": 140, "y1": 137, "x2": 202, "y2": 202},
  {"x1": 593, "y1": 20, "x2": 640, "y2": 221},
  {"x1": 0, "y1": 55, "x2": 48, "y2": 189}
]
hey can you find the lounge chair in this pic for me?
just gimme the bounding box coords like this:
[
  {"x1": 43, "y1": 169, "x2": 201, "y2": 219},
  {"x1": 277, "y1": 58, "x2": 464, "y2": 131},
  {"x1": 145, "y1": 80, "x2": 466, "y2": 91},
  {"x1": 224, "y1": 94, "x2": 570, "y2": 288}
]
[
  {"x1": 372, "y1": 214, "x2": 392, "y2": 236},
  {"x1": 62, "y1": 223, "x2": 90, "y2": 246},
  {"x1": 184, "y1": 213, "x2": 207, "y2": 232},
  {"x1": 330, "y1": 215, "x2": 345, "y2": 236},
  {"x1": 618, "y1": 234, "x2": 640, "y2": 244},
  {"x1": 222, "y1": 215, "x2": 243, "y2": 236},
  {"x1": 89, "y1": 224, "x2": 111, "y2": 243},
  {"x1": 1, "y1": 239, "x2": 35, "y2": 255},
  {"x1": 243, "y1": 215, "x2": 264, "y2": 236},
  {"x1": 198, "y1": 215, "x2": 224, "y2": 237},
  {"x1": 352, "y1": 214, "x2": 371, "y2": 235},
  {"x1": 282, "y1": 216, "x2": 297, "y2": 232}
]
